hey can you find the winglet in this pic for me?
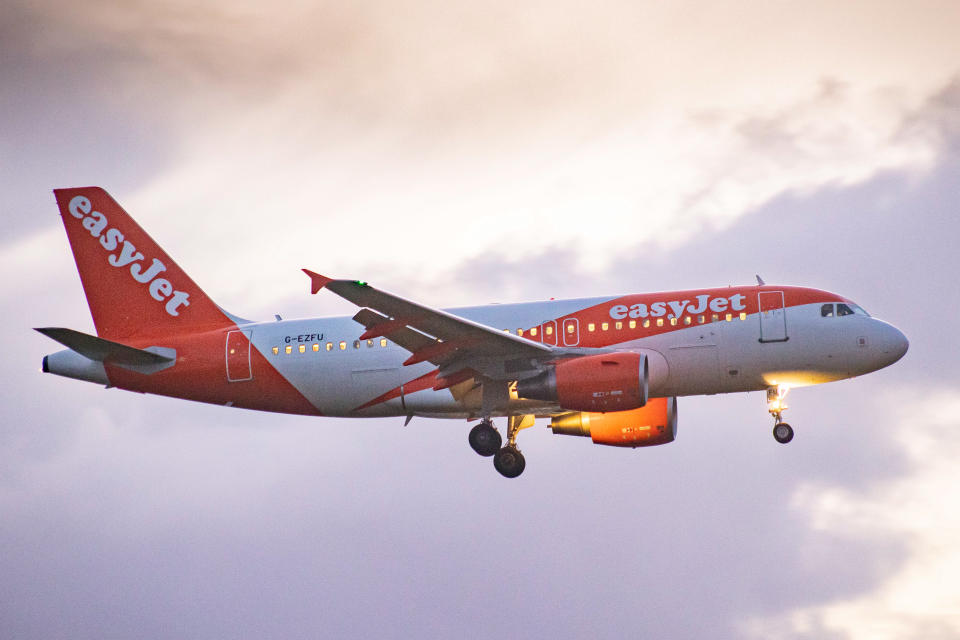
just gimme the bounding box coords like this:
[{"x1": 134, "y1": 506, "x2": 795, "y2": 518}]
[{"x1": 302, "y1": 269, "x2": 333, "y2": 294}]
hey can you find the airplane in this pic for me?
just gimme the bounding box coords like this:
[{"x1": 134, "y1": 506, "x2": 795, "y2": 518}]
[{"x1": 38, "y1": 187, "x2": 909, "y2": 478}]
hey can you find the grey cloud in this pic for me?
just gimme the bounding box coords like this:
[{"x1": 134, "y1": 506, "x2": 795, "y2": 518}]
[
  {"x1": 732, "y1": 76, "x2": 853, "y2": 156},
  {"x1": 1, "y1": 372, "x2": 917, "y2": 639},
  {"x1": 0, "y1": 2, "x2": 176, "y2": 247}
]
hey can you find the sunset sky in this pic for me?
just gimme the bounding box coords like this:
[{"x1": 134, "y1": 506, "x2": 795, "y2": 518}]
[{"x1": 3, "y1": 2, "x2": 960, "y2": 638}]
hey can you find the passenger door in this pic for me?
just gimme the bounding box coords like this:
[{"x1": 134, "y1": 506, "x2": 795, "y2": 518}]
[
  {"x1": 226, "y1": 330, "x2": 253, "y2": 381},
  {"x1": 758, "y1": 291, "x2": 788, "y2": 343}
]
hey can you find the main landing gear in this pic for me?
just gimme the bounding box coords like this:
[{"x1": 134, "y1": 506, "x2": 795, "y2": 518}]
[
  {"x1": 767, "y1": 385, "x2": 794, "y2": 444},
  {"x1": 468, "y1": 420, "x2": 502, "y2": 457},
  {"x1": 469, "y1": 416, "x2": 534, "y2": 478},
  {"x1": 493, "y1": 446, "x2": 525, "y2": 479}
]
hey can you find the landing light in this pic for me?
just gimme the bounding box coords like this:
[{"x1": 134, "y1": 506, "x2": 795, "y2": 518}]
[{"x1": 766, "y1": 384, "x2": 791, "y2": 412}]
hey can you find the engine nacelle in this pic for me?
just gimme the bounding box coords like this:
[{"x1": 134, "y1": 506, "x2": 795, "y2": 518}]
[
  {"x1": 550, "y1": 397, "x2": 678, "y2": 448},
  {"x1": 517, "y1": 352, "x2": 648, "y2": 412}
]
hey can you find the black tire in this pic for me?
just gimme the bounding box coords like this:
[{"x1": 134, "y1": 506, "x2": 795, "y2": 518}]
[
  {"x1": 493, "y1": 446, "x2": 526, "y2": 478},
  {"x1": 469, "y1": 423, "x2": 502, "y2": 457},
  {"x1": 773, "y1": 422, "x2": 794, "y2": 444}
]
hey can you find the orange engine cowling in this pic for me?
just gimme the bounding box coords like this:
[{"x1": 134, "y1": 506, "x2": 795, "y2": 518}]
[
  {"x1": 550, "y1": 397, "x2": 678, "y2": 448},
  {"x1": 516, "y1": 352, "x2": 648, "y2": 412}
]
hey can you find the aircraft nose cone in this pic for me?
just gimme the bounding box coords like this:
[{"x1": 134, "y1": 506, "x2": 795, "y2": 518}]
[{"x1": 881, "y1": 323, "x2": 909, "y2": 365}]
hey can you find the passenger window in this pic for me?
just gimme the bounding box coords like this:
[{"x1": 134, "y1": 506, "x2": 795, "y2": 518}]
[
  {"x1": 353, "y1": 340, "x2": 361, "y2": 349},
  {"x1": 725, "y1": 313, "x2": 732, "y2": 322},
  {"x1": 272, "y1": 347, "x2": 279, "y2": 355},
  {"x1": 837, "y1": 303, "x2": 854, "y2": 317},
  {"x1": 530, "y1": 327, "x2": 538, "y2": 337},
  {"x1": 313, "y1": 343, "x2": 320, "y2": 352},
  {"x1": 299, "y1": 345, "x2": 306, "y2": 353},
  {"x1": 380, "y1": 338, "x2": 388, "y2": 347},
  {"x1": 670, "y1": 317, "x2": 678, "y2": 326},
  {"x1": 739, "y1": 312, "x2": 747, "y2": 321},
  {"x1": 367, "y1": 339, "x2": 374, "y2": 348},
  {"x1": 326, "y1": 342, "x2": 333, "y2": 351},
  {"x1": 821, "y1": 304, "x2": 835, "y2": 317},
  {"x1": 698, "y1": 315, "x2": 705, "y2": 324},
  {"x1": 629, "y1": 320, "x2": 637, "y2": 329},
  {"x1": 339, "y1": 341, "x2": 347, "y2": 350},
  {"x1": 615, "y1": 321, "x2": 622, "y2": 330},
  {"x1": 588, "y1": 323, "x2": 595, "y2": 332},
  {"x1": 285, "y1": 346, "x2": 292, "y2": 355},
  {"x1": 517, "y1": 329, "x2": 523, "y2": 336},
  {"x1": 656, "y1": 318, "x2": 664, "y2": 327},
  {"x1": 601, "y1": 322, "x2": 609, "y2": 331},
  {"x1": 643, "y1": 319, "x2": 650, "y2": 328},
  {"x1": 684, "y1": 316, "x2": 692, "y2": 325},
  {"x1": 712, "y1": 313, "x2": 720, "y2": 323},
  {"x1": 545, "y1": 326, "x2": 554, "y2": 336},
  {"x1": 567, "y1": 323, "x2": 575, "y2": 334}
]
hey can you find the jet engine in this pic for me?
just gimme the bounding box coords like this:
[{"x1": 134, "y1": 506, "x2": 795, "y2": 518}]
[
  {"x1": 550, "y1": 397, "x2": 678, "y2": 447},
  {"x1": 516, "y1": 352, "x2": 648, "y2": 412}
]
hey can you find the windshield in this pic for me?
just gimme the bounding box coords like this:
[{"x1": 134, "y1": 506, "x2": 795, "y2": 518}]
[{"x1": 821, "y1": 302, "x2": 870, "y2": 318}]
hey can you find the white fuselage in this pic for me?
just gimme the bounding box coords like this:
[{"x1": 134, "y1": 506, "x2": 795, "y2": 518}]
[{"x1": 246, "y1": 294, "x2": 907, "y2": 419}]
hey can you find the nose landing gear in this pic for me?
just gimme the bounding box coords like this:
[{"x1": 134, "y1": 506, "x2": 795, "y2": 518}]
[
  {"x1": 773, "y1": 421, "x2": 794, "y2": 443},
  {"x1": 767, "y1": 385, "x2": 794, "y2": 444}
]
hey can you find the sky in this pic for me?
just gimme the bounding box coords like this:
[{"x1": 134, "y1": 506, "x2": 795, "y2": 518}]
[{"x1": 2, "y1": 1, "x2": 960, "y2": 638}]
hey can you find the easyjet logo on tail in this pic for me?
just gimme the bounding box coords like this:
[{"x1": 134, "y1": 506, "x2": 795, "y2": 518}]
[{"x1": 68, "y1": 195, "x2": 190, "y2": 317}]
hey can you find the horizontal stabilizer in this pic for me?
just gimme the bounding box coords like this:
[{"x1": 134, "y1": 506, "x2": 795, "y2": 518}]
[{"x1": 35, "y1": 327, "x2": 174, "y2": 367}]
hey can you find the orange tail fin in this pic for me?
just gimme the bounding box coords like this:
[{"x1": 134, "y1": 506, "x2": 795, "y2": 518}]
[{"x1": 53, "y1": 187, "x2": 235, "y2": 340}]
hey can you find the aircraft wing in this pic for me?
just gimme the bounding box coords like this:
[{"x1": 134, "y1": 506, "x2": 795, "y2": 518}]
[{"x1": 303, "y1": 270, "x2": 554, "y2": 379}]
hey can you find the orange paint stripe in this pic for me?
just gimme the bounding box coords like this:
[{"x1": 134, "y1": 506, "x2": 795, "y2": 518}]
[{"x1": 351, "y1": 369, "x2": 440, "y2": 413}]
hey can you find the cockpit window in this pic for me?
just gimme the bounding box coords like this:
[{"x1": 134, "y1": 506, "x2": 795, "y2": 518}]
[{"x1": 823, "y1": 302, "x2": 870, "y2": 318}]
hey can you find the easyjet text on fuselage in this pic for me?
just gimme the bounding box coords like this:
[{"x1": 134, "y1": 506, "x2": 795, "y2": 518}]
[{"x1": 608, "y1": 293, "x2": 747, "y2": 320}]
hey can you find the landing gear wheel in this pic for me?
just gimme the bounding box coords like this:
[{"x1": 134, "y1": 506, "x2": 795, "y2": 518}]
[
  {"x1": 493, "y1": 446, "x2": 526, "y2": 478},
  {"x1": 773, "y1": 422, "x2": 794, "y2": 444},
  {"x1": 468, "y1": 422, "x2": 502, "y2": 457}
]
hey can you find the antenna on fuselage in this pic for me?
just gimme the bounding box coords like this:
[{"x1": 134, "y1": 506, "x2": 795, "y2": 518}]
[{"x1": 755, "y1": 275, "x2": 766, "y2": 286}]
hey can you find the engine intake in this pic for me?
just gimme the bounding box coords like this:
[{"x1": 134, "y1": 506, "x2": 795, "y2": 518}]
[
  {"x1": 517, "y1": 352, "x2": 648, "y2": 412},
  {"x1": 551, "y1": 397, "x2": 678, "y2": 447}
]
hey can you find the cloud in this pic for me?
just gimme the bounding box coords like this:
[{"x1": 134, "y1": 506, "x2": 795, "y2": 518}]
[
  {"x1": 5, "y1": 1, "x2": 960, "y2": 314},
  {"x1": 742, "y1": 389, "x2": 960, "y2": 640}
]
